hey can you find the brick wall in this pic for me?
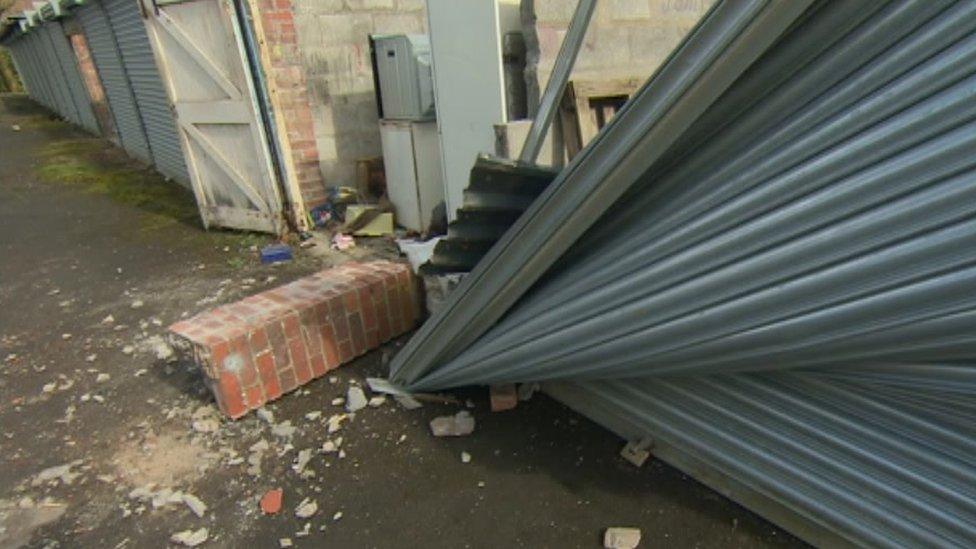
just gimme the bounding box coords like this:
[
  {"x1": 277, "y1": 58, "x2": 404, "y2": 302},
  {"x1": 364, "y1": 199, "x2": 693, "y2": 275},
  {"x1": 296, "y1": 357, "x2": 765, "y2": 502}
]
[
  {"x1": 252, "y1": 0, "x2": 327, "y2": 208},
  {"x1": 68, "y1": 33, "x2": 115, "y2": 139},
  {"x1": 523, "y1": 0, "x2": 713, "y2": 115},
  {"x1": 170, "y1": 261, "x2": 421, "y2": 418},
  {"x1": 290, "y1": 0, "x2": 426, "y2": 195}
]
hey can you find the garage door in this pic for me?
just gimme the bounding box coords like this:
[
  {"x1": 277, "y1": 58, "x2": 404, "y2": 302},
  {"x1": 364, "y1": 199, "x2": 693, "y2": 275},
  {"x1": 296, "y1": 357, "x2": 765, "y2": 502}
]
[
  {"x1": 140, "y1": 0, "x2": 283, "y2": 233},
  {"x1": 75, "y1": 0, "x2": 152, "y2": 163},
  {"x1": 42, "y1": 21, "x2": 100, "y2": 134},
  {"x1": 102, "y1": 0, "x2": 189, "y2": 185}
]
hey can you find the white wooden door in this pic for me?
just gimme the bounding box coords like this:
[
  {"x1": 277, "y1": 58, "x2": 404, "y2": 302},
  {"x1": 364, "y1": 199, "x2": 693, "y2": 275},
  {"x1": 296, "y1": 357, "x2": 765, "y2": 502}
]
[{"x1": 139, "y1": 0, "x2": 283, "y2": 233}]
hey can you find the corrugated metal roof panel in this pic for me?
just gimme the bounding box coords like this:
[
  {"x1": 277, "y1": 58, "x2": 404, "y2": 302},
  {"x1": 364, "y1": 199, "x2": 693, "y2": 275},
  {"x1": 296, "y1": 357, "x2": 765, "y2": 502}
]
[
  {"x1": 76, "y1": 0, "x2": 153, "y2": 162},
  {"x1": 43, "y1": 20, "x2": 100, "y2": 134},
  {"x1": 389, "y1": 0, "x2": 976, "y2": 545},
  {"x1": 102, "y1": 0, "x2": 189, "y2": 186}
]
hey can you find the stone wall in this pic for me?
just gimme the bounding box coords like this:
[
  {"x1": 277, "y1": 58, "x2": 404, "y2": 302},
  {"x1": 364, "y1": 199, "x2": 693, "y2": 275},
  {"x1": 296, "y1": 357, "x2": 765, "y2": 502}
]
[
  {"x1": 290, "y1": 0, "x2": 427, "y2": 203},
  {"x1": 523, "y1": 0, "x2": 713, "y2": 115}
]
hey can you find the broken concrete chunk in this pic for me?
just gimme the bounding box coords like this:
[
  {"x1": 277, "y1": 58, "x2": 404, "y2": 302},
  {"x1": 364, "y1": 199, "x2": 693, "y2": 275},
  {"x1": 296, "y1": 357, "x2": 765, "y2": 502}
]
[
  {"x1": 182, "y1": 493, "x2": 207, "y2": 518},
  {"x1": 271, "y1": 421, "x2": 297, "y2": 439},
  {"x1": 32, "y1": 460, "x2": 83, "y2": 486},
  {"x1": 171, "y1": 528, "x2": 209, "y2": 547},
  {"x1": 326, "y1": 414, "x2": 346, "y2": 434},
  {"x1": 620, "y1": 439, "x2": 653, "y2": 467},
  {"x1": 279, "y1": 538, "x2": 293, "y2": 548},
  {"x1": 604, "y1": 527, "x2": 642, "y2": 548},
  {"x1": 304, "y1": 411, "x2": 322, "y2": 421},
  {"x1": 292, "y1": 449, "x2": 313, "y2": 475},
  {"x1": 460, "y1": 451, "x2": 472, "y2": 464},
  {"x1": 489, "y1": 384, "x2": 518, "y2": 412},
  {"x1": 430, "y1": 411, "x2": 475, "y2": 437},
  {"x1": 295, "y1": 497, "x2": 318, "y2": 519},
  {"x1": 192, "y1": 418, "x2": 220, "y2": 434},
  {"x1": 346, "y1": 386, "x2": 368, "y2": 412},
  {"x1": 368, "y1": 395, "x2": 386, "y2": 408},
  {"x1": 257, "y1": 407, "x2": 275, "y2": 425}
]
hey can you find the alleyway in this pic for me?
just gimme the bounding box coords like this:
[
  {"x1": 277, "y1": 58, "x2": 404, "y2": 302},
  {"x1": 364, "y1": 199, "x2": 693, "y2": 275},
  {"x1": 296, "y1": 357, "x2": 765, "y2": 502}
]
[{"x1": 0, "y1": 95, "x2": 802, "y2": 548}]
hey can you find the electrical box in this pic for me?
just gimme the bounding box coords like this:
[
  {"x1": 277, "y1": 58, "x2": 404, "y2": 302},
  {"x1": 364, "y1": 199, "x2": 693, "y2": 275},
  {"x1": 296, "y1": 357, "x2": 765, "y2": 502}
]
[{"x1": 370, "y1": 34, "x2": 435, "y2": 121}]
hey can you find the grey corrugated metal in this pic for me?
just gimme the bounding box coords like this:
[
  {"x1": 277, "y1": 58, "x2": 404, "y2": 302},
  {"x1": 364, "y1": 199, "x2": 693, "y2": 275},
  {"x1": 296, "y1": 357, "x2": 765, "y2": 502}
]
[
  {"x1": 6, "y1": 40, "x2": 40, "y2": 103},
  {"x1": 37, "y1": 24, "x2": 82, "y2": 125},
  {"x1": 417, "y1": 0, "x2": 976, "y2": 389},
  {"x1": 102, "y1": 0, "x2": 189, "y2": 185},
  {"x1": 30, "y1": 29, "x2": 61, "y2": 111},
  {"x1": 389, "y1": 0, "x2": 822, "y2": 385},
  {"x1": 75, "y1": 0, "x2": 152, "y2": 162},
  {"x1": 26, "y1": 31, "x2": 57, "y2": 110},
  {"x1": 422, "y1": 156, "x2": 557, "y2": 274},
  {"x1": 544, "y1": 373, "x2": 976, "y2": 548},
  {"x1": 44, "y1": 21, "x2": 100, "y2": 134},
  {"x1": 389, "y1": 0, "x2": 976, "y2": 546}
]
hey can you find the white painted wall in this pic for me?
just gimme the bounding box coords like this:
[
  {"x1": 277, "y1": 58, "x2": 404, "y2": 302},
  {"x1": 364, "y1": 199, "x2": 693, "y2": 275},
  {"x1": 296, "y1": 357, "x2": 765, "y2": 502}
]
[{"x1": 426, "y1": 0, "x2": 508, "y2": 220}]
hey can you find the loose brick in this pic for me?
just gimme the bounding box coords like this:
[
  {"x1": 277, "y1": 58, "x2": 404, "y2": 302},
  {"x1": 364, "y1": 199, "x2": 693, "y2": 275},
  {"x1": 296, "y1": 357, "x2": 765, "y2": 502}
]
[{"x1": 170, "y1": 262, "x2": 419, "y2": 418}]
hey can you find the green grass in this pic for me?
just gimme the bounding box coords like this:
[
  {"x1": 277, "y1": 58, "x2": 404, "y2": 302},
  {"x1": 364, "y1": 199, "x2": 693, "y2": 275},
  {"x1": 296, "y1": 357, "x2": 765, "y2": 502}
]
[
  {"x1": 35, "y1": 138, "x2": 201, "y2": 231},
  {"x1": 31, "y1": 132, "x2": 280, "y2": 262}
]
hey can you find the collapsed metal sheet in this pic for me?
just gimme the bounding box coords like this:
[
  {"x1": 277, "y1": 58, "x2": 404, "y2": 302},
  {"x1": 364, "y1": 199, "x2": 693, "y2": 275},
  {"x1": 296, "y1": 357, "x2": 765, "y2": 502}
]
[
  {"x1": 388, "y1": 0, "x2": 818, "y2": 384},
  {"x1": 544, "y1": 373, "x2": 976, "y2": 547},
  {"x1": 417, "y1": 0, "x2": 976, "y2": 389},
  {"x1": 389, "y1": 0, "x2": 976, "y2": 545}
]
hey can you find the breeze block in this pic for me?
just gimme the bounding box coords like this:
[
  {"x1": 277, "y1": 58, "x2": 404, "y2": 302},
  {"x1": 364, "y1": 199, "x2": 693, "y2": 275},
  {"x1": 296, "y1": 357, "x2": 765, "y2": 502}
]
[{"x1": 169, "y1": 261, "x2": 422, "y2": 418}]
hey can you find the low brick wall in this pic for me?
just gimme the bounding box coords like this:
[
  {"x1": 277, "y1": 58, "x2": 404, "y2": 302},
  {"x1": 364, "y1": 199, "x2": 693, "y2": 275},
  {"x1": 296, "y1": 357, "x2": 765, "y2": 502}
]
[{"x1": 170, "y1": 261, "x2": 421, "y2": 418}]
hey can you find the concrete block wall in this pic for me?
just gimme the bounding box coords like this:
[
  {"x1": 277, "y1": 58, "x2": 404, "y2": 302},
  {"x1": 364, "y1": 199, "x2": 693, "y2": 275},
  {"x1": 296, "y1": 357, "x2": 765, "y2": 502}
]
[
  {"x1": 290, "y1": 0, "x2": 426, "y2": 199},
  {"x1": 523, "y1": 0, "x2": 713, "y2": 115}
]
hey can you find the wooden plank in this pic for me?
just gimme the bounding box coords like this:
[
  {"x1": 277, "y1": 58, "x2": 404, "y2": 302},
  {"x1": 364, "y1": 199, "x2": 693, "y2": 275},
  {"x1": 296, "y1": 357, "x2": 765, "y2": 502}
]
[
  {"x1": 155, "y1": 8, "x2": 242, "y2": 100},
  {"x1": 180, "y1": 120, "x2": 270, "y2": 210},
  {"x1": 138, "y1": 0, "x2": 284, "y2": 234},
  {"x1": 175, "y1": 100, "x2": 252, "y2": 124}
]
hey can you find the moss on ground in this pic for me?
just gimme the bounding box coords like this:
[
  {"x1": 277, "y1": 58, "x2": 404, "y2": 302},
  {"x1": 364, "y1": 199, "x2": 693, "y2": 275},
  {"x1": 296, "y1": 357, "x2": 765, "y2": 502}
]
[
  {"x1": 35, "y1": 138, "x2": 201, "y2": 232},
  {"x1": 23, "y1": 109, "x2": 310, "y2": 272}
]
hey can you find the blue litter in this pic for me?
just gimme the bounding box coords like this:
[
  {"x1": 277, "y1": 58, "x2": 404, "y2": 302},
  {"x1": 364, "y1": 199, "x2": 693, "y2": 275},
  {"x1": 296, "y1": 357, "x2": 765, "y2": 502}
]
[{"x1": 260, "y1": 244, "x2": 293, "y2": 264}]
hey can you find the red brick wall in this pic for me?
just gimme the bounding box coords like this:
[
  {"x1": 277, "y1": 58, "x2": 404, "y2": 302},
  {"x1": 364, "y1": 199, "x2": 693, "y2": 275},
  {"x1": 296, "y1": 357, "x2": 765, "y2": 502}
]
[
  {"x1": 68, "y1": 33, "x2": 116, "y2": 138},
  {"x1": 252, "y1": 0, "x2": 327, "y2": 208},
  {"x1": 169, "y1": 261, "x2": 421, "y2": 418}
]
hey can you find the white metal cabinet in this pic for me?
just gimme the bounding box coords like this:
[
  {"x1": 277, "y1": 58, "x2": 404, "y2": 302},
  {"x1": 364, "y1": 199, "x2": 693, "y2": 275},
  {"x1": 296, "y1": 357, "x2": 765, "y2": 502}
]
[{"x1": 380, "y1": 119, "x2": 444, "y2": 233}]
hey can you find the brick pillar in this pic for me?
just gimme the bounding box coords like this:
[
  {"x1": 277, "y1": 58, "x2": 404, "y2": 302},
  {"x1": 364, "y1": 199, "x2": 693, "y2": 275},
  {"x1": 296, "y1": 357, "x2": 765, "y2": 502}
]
[
  {"x1": 250, "y1": 0, "x2": 328, "y2": 210},
  {"x1": 169, "y1": 261, "x2": 422, "y2": 418}
]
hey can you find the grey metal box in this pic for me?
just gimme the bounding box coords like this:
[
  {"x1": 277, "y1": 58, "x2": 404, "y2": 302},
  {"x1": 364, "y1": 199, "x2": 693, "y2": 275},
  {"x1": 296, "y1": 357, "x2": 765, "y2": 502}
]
[{"x1": 371, "y1": 34, "x2": 435, "y2": 121}]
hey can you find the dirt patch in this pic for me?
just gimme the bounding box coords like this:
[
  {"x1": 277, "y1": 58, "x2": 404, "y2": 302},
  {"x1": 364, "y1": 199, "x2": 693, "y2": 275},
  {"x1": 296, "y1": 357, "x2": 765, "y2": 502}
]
[
  {"x1": 0, "y1": 498, "x2": 67, "y2": 549},
  {"x1": 112, "y1": 429, "x2": 214, "y2": 488}
]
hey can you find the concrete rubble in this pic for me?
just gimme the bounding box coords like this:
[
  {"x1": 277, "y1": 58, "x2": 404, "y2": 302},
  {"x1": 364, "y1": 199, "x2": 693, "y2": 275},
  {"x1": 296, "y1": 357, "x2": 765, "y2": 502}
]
[
  {"x1": 171, "y1": 527, "x2": 209, "y2": 547},
  {"x1": 603, "y1": 527, "x2": 641, "y2": 549},
  {"x1": 429, "y1": 411, "x2": 475, "y2": 437}
]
